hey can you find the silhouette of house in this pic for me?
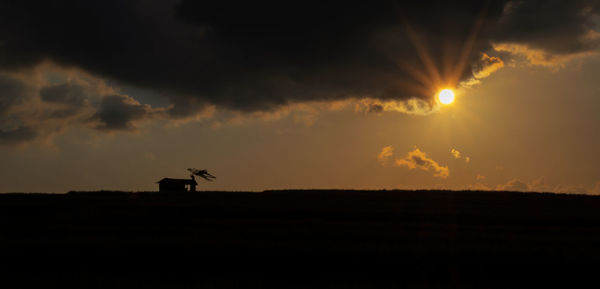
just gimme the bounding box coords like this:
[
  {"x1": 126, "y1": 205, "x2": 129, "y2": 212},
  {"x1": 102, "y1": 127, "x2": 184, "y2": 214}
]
[{"x1": 157, "y1": 176, "x2": 197, "y2": 192}]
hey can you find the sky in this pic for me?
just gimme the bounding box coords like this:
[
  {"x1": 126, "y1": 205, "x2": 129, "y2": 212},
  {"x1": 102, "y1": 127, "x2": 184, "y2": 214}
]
[{"x1": 1, "y1": 0, "x2": 600, "y2": 193}]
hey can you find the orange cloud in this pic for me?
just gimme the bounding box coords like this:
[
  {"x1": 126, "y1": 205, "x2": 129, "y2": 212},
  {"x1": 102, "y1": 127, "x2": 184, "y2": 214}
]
[
  {"x1": 394, "y1": 147, "x2": 449, "y2": 178},
  {"x1": 496, "y1": 179, "x2": 529, "y2": 192},
  {"x1": 450, "y1": 148, "x2": 461, "y2": 159},
  {"x1": 473, "y1": 53, "x2": 504, "y2": 79},
  {"x1": 355, "y1": 98, "x2": 438, "y2": 116},
  {"x1": 377, "y1": 146, "x2": 394, "y2": 165},
  {"x1": 492, "y1": 43, "x2": 598, "y2": 69},
  {"x1": 451, "y1": 148, "x2": 470, "y2": 163}
]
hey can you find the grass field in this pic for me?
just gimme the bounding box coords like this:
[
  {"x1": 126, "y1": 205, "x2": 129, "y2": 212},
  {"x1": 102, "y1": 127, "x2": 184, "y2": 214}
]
[{"x1": 1, "y1": 190, "x2": 599, "y2": 288}]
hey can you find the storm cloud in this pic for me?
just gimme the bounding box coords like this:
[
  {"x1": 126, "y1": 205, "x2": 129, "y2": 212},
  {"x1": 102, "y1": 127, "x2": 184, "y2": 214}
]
[
  {"x1": 0, "y1": 68, "x2": 160, "y2": 145},
  {"x1": 40, "y1": 83, "x2": 87, "y2": 107},
  {"x1": 0, "y1": 74, "x2": 35, "y2": 144},
  {"x1": 492, "y1": 0, "x2": 600, "y2": 54},
  {"x1": 0, "y1": 0, "x2": 599, "y2": 133},
  {"x1": 92, "y1": 94, "x2": 153, "y2": 131},
  {"x1": 0, "y1": 126, "x2": 37, "y2": 145},
  {"x1": 0, "y1": 74, "x2": 27, "y2": 115}
]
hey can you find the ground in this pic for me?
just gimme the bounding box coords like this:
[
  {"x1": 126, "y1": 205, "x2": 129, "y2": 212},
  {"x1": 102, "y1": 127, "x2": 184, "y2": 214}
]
[{"x1": 1, "y1": 190, "x2": 599, "y2": 288}]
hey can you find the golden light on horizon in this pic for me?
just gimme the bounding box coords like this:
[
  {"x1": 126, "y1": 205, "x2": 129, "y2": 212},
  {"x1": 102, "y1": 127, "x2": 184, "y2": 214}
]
[{"x1": 438, "y1": 89, "x2": 455, "y2": 105}]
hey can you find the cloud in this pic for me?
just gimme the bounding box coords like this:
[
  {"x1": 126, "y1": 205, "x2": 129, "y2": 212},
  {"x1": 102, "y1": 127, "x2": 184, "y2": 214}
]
[
  {"x1": 492, "y1": 43, "x2": 597, "y2": 68},
  {"x1": 0, "y1": 74, "x2": 27, "y2": 115},
  {"x1": 451, "y1": 148, "x2": 471, "y2": 163},
  {"x1": 377, "y1": 146, "x2": 394, "y2": 165},
  {"x1": 0, "y1": 126, "x2": 37, "y2": 145},
  {"x1": 497, "y1": 178, "x2": 530, "y2": 192},
  {"x1": 530, "y1": 177, "x2": 548, "y2": 191},
  {"x1": 0, "y1": 0, "x2": 598, "y2": 143},
  {"x1": 486, "y1": 177, "x2": 600, "y2": 194},
  {"x1": 0, "y1": 65, "x2": 164, "y2": 145},
  {"x1": 38, "y1": 83, "x2": 93, "y2": 120},
  {"x1": 92, "y1": 94, "x2": 153, "y2": 131},
  {"x1": 473, "y1": 53, "x2": 505, "y2": 78},
  {"x1": 0, "y1": 0, "x2": 597, "y2": 119},
  {"x1": 553, "y1": 184, "x2": 591, "y2": 195},
  {"x1": 0, "y1": 73, "x2": 36, "y2": 145},
  {"x1": 476, "y1": 174, "x2": 486, "y2": 181},
  {"x1": 467, "y1": 183, "x2": 492, "y2": 191},
  {"x1": 489, "y1": 0, "x2": 600, "y2": 68},
  {"x1": 495, "y1": 177, "x2": 600, "y2": 194},
  {"x1": 493, "y1": 1, "x2": 600, "y2": 55},
  {"x1": 451, "y1": 149, "x2": 462, "y2": 159},
  {"x1": 355, "y1": 98, "x2": 439, "y2": 116},
  {"x1": 40, "y1": 83, "x2": 87, "y2": 107},
  {"x1": 378, "y1": 145, "x2": 449, "y2": 178},
  {"x1": 0, "y1": 63, "x2": 359, "y2": 145},
  {"x1": 393, "y1": 147, "x2": 449, "y2": 178}
]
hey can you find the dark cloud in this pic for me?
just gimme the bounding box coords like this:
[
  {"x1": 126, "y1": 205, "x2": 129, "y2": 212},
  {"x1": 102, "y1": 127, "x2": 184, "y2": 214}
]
[
  {"x1": 0, "y1": 0, "x2": 598, "y2": 117},
  {"x1": 39, "y1": 83, "x2": 91, "y2": 119},
  {"x1": 0, "y1": 74, "x2": 27, "y2": 114},
  {"x1": 493, "y1": 0, "x2": 600, "y2": 54},
  {"x1": 0, "y1": 77, "x2": 156, "y2": 145},
  {"x1": 0, "y1": 74, "x2": 35, "y2": 145},
  {"x1": 92, "y1": 94, "x2": 152, "y2": 131},
  {"x1": 0, "y1": 126, "x2": 37, "y2": 145},
  {"x1": 166, "y1": 94, "x2": 211, "y2": 119},
  {"x1": 0, "y1": 77, "x2": 90, "y2": 145},
  {"x1": 40, "y1": 83, "x2": 87, "y2": 107}
]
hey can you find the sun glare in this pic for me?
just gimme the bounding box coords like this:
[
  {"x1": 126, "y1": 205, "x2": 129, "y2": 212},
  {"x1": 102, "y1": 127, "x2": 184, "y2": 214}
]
[{"x1": 438, "y1": 89, "x2": 455, "y2": 105}]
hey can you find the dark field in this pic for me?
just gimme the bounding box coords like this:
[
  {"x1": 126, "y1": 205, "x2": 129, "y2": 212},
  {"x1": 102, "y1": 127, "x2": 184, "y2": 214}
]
[{"x1": 1, "y1": 190, "x2": 600, "y2": 288}]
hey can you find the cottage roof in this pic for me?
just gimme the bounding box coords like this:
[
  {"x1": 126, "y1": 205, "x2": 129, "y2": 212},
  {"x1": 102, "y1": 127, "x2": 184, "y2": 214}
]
[{"x1": 157, "y1": 178, "x2": 197, "y2": 185}]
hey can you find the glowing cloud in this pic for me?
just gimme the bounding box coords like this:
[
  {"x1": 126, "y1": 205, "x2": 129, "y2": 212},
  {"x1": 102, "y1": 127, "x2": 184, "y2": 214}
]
[
  {"x1": 393, "y1": 147, "x2": 449, "y2": 178},
  {"x1": 355, "y1": 98, "x2": 438, "y2": 116},
  {"x1": 473, "y1": 53, "x2": 505, "y2": 79},
  {"x1": 492, "y1": 43, "x2": 597, "y2": 69},
  {"x1": 377, "y1": 146, "x2": 394, "y2": 165},
  {"x1": 451, "y1": 148, "x2": 470, "y2": 163},
  {"x1": 451, "y1": 149, "x2": 462, "y2": 159}
]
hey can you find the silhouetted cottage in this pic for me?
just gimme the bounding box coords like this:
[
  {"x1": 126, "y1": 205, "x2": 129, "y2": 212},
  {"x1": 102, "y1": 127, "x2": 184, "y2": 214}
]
[{"x1": 157, "y1": 176, "x2": 197, "y2": 192}]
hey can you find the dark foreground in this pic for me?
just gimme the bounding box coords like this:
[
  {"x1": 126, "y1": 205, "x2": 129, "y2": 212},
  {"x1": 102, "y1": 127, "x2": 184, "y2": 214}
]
[{"x1": 1, "y1": 190, "x2": 600, "y2": 288}]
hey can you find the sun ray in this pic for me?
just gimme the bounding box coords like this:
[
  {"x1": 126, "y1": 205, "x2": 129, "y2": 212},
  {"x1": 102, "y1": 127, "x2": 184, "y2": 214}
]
[
  {"x1": 449, "y1": 1, "x2": 493, "y2": 86},
  {"x1": 390, "y1": 2, "x2": 496, "y2": 105},
  {"x1": 404, "y1": 24, "x2": 443, "y2": 87},
  {"x1": 398, "y1": 62, "x2": 437, "y2": 89}
]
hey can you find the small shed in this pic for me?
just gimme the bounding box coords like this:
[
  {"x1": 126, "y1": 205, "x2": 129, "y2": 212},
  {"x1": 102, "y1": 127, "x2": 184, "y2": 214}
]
[{"x1": 157, "y1": 177, "x2": 197, "y2": 192}]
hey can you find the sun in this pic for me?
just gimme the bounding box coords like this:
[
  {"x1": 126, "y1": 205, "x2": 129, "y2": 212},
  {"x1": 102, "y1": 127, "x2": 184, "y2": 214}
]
[{"x1": 438, "y1": 89, "x2": 455, "y2": 105}]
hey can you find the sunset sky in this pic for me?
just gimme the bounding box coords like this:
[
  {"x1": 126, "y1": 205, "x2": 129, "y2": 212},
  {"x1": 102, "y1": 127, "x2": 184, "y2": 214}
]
[{"x1": 1, "y1": 0, "x2": 599, "y2": 193}]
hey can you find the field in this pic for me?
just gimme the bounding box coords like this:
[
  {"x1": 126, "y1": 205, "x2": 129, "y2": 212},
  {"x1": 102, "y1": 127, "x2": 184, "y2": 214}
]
[{"x1": 1, "y1": 190, "x2": 600, "y2": 288}]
